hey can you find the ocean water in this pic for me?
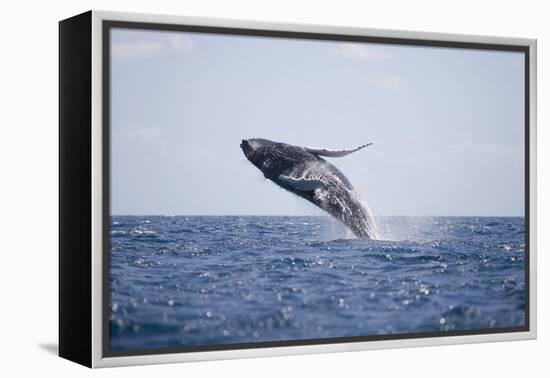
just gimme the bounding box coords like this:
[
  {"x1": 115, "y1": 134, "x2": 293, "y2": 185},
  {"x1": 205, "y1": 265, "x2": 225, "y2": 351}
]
[{"x1": 109, "y1": 216, "x2": 525, "y2": 351}]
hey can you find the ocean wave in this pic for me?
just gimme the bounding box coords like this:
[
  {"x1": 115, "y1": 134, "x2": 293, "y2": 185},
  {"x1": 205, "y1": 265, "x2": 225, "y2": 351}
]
[{"x1": 109, "y1": 215, "x2": 526, "y2": 351}]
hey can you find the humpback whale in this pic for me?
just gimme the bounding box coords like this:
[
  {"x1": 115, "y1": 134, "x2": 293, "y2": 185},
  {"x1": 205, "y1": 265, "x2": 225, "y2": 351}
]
[{"x1": 240, "y1": 138, "x2": 377, "y2": 239}]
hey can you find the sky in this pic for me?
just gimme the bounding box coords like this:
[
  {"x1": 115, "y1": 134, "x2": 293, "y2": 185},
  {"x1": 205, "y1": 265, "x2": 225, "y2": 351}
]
[{"x1": 110, "y1": 28, "x2": 525, "y2": 216}]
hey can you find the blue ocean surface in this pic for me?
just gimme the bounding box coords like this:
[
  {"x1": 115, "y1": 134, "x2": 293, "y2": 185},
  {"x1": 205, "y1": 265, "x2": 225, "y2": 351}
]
[{"x1": 109, "y1": 216, "x2": 525, "y2": 351}]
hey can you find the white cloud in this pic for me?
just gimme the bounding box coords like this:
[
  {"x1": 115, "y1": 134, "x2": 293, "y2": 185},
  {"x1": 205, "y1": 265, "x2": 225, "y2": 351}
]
[
  {"x1": 336, "y1": 43, "x2": 389, "y2": 61},
  {"x1": 118, "y1": 125, "x2": 161, "y2": 144},
  {"x1": 369, "y1": 73, "x2": 402, "y2": 89},
  {"x1": 112, "y1": 34, "x2": 194, "y2": 61},
  {"x1": 451, "y1": 140, "x2": 523, "y2": 169},
  {"x1": 112, "y1": 40, "x2": 164, "y2": 61},
  {"x1": 168, "y1": 34, "x2": 194, "y2": 52}
]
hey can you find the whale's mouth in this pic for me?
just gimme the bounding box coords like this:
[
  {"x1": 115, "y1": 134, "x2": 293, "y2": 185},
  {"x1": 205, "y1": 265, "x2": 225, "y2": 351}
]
[
  {"x1": 240, "y1": 139, "x2": 257, "y2": 161},
  {"x1": 240, "y1": 139, "x2": 251, "y2": 157}
]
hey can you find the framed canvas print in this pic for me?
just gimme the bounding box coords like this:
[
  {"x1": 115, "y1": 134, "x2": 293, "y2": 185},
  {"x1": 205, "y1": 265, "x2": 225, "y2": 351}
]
[{"x1": 59, "y1": 10, "x2": 537, "y2": 368}]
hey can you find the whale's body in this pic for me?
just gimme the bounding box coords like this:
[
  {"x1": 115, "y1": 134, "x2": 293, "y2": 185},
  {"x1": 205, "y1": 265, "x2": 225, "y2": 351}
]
[{"x1": 240, "y1": 138, "x2": 377, "y2": 239}]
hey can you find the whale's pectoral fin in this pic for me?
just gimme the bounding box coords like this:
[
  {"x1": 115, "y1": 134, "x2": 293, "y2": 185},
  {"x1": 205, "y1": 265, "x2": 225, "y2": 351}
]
[
  {"x1": 278, "y1": 175, "x2": 325, "y2": 192},
  {"x1": 305, "y1": 143, "x2": 373, "y2": 158}
]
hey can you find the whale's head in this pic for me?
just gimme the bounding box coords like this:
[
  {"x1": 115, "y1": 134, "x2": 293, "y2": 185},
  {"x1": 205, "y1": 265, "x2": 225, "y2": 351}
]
[
  {"x1": 241, "y1": 137, "x2": 327, "y2": 179},
  {"x1": 241, "y1": 138, "x2": 275, "y2": 165}
]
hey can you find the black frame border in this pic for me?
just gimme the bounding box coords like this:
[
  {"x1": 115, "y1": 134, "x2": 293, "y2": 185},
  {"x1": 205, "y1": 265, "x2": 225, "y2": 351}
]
[
  {"x1": 101, "y1": 20, "x2": 531, "y2": 358},
  {"x1": 59, "y1": 11, "x2": 93, "y2": 367}
]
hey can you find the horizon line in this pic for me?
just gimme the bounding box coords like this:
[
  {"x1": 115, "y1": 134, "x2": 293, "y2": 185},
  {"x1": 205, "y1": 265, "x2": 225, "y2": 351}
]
[{"x1": 110, "y1": 214, "x2": 525, "y2": 218}]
